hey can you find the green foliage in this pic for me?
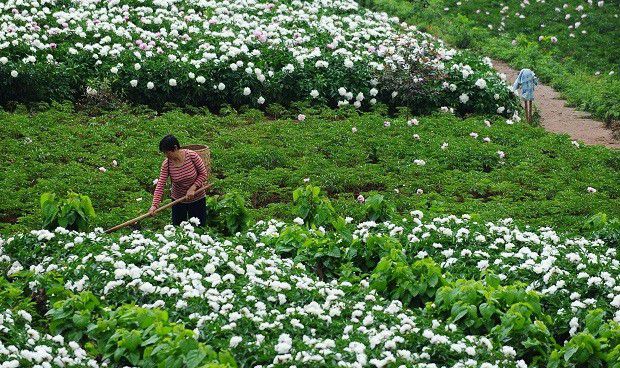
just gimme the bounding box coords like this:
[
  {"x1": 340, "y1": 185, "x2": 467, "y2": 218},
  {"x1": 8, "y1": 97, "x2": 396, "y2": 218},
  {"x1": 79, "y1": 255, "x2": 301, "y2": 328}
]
[
  {"x1": 48, "y1": 291, "x2": 103, "y2": 342},
  {"x1": 363, "y1": 193, "x2": 396, "y2": 222},
  {"x1": 40, "y1": 191, "x2": 96, "y2": 231},
  {"x1": 293, "y1": 230, "x2": 346, "y2": 280},
  {"x1": 434, "y1": 274, "x2": 555, "y2": 361},
  {"x1": 0, "y1": 277, "x2": 37, "y2": 316},
  {"x1": 47, "y1": 292, "x2": 237, "y2": 367},
  {"x1": 584, "y1": 213, "x2": 620, "y2": 248},
  {"x1": 292, "y1": 184, "x2": 338, "y2": 229},
  {"x1": 371, "y1": 251, "x2": 445, "y2": 307},
  {"x1": 1, "y1": 108, "x2": 619, "y2": 235},
  {"x1": 548, "y1": 310, "x2": 620, "y2": 368},
  {"x1": 205, "y1": 192, "x2": 250, "y2": 236}
]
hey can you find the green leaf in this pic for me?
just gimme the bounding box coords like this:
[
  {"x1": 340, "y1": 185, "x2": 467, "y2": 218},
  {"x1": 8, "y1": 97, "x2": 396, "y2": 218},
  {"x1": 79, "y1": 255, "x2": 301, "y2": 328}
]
[
  {"x1": 564, "y1": 346, "x2": 578, "y2": 361},
  {"x1": 186, "y1": 349, "x2": 207, "y2": 368},
  {"x1": 485, "y1": 273, "x2": 501, "y2": 289}
]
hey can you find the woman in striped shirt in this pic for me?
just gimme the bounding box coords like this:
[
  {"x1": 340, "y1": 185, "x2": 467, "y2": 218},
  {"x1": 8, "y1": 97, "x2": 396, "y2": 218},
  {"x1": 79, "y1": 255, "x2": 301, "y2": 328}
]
[{"x1": 149, "y1": 135, "x2": 208, "y2": 226}]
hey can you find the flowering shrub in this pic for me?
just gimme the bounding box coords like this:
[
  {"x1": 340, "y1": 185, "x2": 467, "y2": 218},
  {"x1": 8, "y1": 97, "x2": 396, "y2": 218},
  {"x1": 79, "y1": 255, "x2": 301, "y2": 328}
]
[
  {"x1": 48, "y1": 292, "x2": 237, "y2": 367},
  {"x1": 0, "y1": 0, "x2": 518, "y2": 115},
  {"x1": 0, "y1": 308, "x2": 101, "y2": 367},
  {"x1": 3, "y1": 221, "x2": 530, "y2": 367},
  {"x1": 2, "y1": 208, "x2": 620, "y2": 366}
]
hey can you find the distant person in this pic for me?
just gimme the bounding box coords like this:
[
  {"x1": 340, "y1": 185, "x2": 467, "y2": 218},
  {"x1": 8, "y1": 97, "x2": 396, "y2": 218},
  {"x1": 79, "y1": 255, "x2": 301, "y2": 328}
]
[
  {"x1": 512, "y1": 68, "x2": 539, "y2": 122},
  {"x1": 149, "y1": 135, "x2": 208, "y2": 226}
]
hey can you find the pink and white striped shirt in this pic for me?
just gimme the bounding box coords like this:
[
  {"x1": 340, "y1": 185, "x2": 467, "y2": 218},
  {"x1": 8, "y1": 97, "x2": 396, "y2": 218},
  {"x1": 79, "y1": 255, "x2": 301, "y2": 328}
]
[{"x1": 151, "y1": 149, "x2": 208, "y2": 208}]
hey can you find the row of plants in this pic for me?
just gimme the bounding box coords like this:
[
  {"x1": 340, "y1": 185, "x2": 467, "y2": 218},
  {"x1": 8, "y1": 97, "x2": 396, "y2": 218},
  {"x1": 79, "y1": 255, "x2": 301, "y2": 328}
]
[
  {"x1": 2, "y1": 227, "x2": 524, "y2": 367},
  {"x1": 0, "y1": 0, "x2": 520, "y2": 116},
  {"x1": 2, "y1": 203, "x2": 619, "y2": 366},
  {"x1": 358, "y1": 0, "x2": 620, "y2": 124},
  {"x1": 0, "y1": 275, "x2": 237, "y2": 367},
  {"x1": 2, "y1": 105, "x2": 619, "y2": 235}
]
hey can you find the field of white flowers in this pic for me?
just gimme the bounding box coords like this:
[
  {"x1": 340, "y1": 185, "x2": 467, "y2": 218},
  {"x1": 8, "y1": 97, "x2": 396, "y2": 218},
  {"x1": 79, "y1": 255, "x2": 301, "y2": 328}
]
[
  {"x1": 2, "y1": 212, "x2": 619, "y2": 367},
  {"x1": 0, "y1": 0, "x2": 519, "y2": 115},
  {"x1": 1, "y1": 0, "x2": 618, "y2": 367}
]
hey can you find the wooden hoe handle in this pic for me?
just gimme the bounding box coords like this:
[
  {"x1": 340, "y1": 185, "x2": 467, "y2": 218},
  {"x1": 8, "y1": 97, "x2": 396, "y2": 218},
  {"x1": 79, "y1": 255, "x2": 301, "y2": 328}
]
[{"x1": 104, "y1": 184, "x2": 212, "y2": 234}]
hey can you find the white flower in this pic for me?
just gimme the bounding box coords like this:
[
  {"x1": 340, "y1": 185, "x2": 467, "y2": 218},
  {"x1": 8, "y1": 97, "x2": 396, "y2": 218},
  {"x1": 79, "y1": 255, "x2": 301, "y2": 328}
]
[
  {"x1": 243, "y1": 87, "x2": 251, "y2": 96},
  {"x1": 257, "y1": 96, "x2": 265, "y2": 104},
  {"x1": 310, "y1": 89, "x2": 319, "y2": 98},
  {"x1": 384, "y1": 121, "x2": 391, "y2": 127},
  {"x1": 475, "y1": 78, "x2": 487, "y2": 89},
  {"x1": 407, "y1": 118, "x2": 419, "y2": 126},
  {"x1": 357, "y1": 194, "x2": 365, "y2": 203},
  {"x1": 351, "y1": 127, "x2": 357, "y2": 133},
  {"x1": 147, "y1": 82, "x2": 155, "y2": 89},
  {"x1": 274, "y1": 334, "x2": 293, "y2": 354},
  {"x1": 196, "y1": 76, "x2": 206, "y2": 84},
  {"x1": 587, "y1": 187, "x2": 597, "y2": 193},
  {"x1": 293, "y1": 217, "x2": 304, "y2": 225},
  {"x1": 459, "y1": 93, "x2": 469, "y2": 104},
  {"x1": 130, "y1": 80, "x2": 138, "y2": 87},
  {"x1": 229, "y1": 336, "x2": 243, "y2": 348},
  {"x1": 168, "y1": 79, "x2": 177, "y2": 87},
  {"x1": 98, "y1": 167, "x2": 107, "y2": 173},
  {"x1": 10, "y1": 70, "x2": 18, "y2": 78},
  {"x1": 134, "y1": 63, "x2": 141, "y2": 70},
  {"x1": 218, "y1": 82, "x2": 225, "y2": 90},
  {"x1": 0, "y1": 57, "x2": 8, "y2": 64},
  {"x1": 297, "y1": 114, "x2": 306, "y2": 122}
]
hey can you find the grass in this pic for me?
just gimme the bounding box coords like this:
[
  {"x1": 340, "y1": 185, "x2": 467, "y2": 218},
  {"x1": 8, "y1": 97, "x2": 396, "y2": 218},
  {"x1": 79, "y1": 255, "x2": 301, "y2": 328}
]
[
  {"x1": 1, "y1": 102, "x2": 618, "y2": 235},
  {"x1": 358, "y1": 0, "x2": 620, "y2": 124}
]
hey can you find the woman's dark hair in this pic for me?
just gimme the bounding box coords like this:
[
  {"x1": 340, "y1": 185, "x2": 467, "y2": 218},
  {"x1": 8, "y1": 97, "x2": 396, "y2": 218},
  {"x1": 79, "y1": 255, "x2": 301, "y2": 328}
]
[{"x1": 159, "y1": 134, "x2": 180, "y2": 152}]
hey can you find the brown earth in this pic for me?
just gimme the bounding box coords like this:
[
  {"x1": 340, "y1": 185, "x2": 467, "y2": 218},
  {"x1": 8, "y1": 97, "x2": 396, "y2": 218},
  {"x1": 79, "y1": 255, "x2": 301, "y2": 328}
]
[{"x1": 493, "y1": 60, "x2": 620, "y2": 149}]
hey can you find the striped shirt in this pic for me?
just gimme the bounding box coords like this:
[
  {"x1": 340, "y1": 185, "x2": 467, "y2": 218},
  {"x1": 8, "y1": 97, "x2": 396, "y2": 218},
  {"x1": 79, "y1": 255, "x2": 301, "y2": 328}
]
[{"x1": 151, "y1": 149, "x2": 208, "y2": 208}]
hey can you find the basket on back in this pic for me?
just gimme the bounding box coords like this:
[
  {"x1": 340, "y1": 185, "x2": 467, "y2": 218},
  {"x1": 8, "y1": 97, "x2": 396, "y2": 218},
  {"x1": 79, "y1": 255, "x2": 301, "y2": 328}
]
[{"x1": 182, "y1": 144, "x2": 212, "y2": 181}]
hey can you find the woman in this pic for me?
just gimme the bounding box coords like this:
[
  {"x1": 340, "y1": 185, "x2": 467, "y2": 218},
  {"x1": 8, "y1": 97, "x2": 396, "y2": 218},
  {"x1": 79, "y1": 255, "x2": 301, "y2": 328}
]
[
  {"x1": 512, "y1": 68, "x2": 539, "y2": 123},
  {"x1": 149, "y1": 135, "x2": 208, "y2": 226}
]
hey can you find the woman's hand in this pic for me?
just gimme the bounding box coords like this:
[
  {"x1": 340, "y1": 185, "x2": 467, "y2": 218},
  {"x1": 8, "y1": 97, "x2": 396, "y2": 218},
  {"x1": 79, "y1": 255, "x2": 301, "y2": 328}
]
[
  {"x1": 186, "y1": 186, "x2": 196, "y2": 200},
  {"x1": 148, "y1": 206, "x2": 157, "y2": 216}
]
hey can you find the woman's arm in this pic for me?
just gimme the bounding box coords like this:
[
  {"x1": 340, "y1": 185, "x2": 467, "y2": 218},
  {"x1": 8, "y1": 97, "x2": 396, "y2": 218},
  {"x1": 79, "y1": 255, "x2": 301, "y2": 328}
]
[
  {"x1": 512, "y1": 70, "x2": 522, "y2": 91},
  {"x1": 151, "y1": 159, "x2": 169, "y2": 209}
]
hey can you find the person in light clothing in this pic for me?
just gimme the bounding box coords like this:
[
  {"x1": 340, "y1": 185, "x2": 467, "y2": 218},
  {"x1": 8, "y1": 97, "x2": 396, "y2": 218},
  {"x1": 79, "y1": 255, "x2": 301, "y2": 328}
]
[{"x1": 512, "y1": 68, "x2": 539, "y2": 122}]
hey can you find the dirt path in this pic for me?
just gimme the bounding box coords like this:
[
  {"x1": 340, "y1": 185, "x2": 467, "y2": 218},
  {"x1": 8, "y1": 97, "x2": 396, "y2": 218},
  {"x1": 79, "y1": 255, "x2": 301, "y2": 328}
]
[{"x1": 492, "y1": 60, "x2": 620, "y2": 149}]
